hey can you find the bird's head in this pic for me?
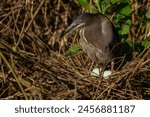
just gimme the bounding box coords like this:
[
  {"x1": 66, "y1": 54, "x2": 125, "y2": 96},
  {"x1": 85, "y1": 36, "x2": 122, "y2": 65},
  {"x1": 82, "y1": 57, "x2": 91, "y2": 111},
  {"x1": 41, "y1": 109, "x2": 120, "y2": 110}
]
[{"x1": 60, "y1": 13, "x2": 92, "y2": 37}]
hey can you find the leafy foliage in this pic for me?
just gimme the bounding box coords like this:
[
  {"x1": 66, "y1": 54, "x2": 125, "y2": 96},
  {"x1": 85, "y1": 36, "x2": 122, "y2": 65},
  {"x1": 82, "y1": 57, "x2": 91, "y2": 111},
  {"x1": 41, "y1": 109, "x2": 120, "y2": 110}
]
[
  {"x1": 65, "y1": 43, "x2": 81, "y2": 56},
  {"x1": 141, "y1": 37, "x2": 150, "y2": 48}
]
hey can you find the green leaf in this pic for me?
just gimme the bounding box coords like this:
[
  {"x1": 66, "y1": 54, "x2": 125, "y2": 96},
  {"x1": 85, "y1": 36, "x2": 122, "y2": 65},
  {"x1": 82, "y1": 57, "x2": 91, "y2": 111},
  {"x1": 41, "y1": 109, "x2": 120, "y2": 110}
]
[
  {"x1": 102, "y1": 1, "x2": 111, "y2": 13},
  {"x1": 120, "y1": 5, "x2": 131, "y2": 15},
  {"x1": 93, "y1": 0, "x2": 102, "y2": 12},
  {"x1": 121, "y1": 25, "x2": 130, "y2": 35},
  {"x1": 115, "y1": 15, "x2": 125, "y2": 24},
  {"x1": 77, "y1": 0, "x2": 90, "y2": 10},
  {"x1": 93, "y1": 0, "x2": 100, "y2": 4},
  {"x1": 77, "y1": 0, "x2": 98, "y2": 13},
  {"x1": 142, "y1": 40, "x2": 150, "y2": 48},
  {"x1": 64, "y1": 44, "x2": 81, "y2": 56},
  {"x1": 146, "y1": 9, "x2": 150, "y2": 19},
  {"x1": 121, "y1": 19, "x2": 131, "y2": 35},
  {"x1": 110, "y1": 0, "x2": 120, "y2": 4}
]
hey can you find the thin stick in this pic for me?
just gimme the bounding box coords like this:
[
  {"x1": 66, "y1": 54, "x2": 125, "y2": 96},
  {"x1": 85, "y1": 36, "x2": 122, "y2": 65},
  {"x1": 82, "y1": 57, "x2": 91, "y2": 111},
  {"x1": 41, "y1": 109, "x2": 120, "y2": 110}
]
[{"x1": 16, "y1": 0, "x2": 45, "y2": 47}]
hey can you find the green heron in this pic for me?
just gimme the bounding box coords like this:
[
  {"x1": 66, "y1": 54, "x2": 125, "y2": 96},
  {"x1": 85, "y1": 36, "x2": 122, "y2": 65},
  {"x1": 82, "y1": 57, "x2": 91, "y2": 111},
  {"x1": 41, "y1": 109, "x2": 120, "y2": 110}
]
[{"x1": 61, "y1": 13, "x2": 120, "y2": 68}]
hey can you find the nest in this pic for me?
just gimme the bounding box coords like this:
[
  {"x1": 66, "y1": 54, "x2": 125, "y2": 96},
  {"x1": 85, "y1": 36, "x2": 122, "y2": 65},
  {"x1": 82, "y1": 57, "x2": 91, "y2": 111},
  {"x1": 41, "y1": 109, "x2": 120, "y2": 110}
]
[
  {"x1": 1, "y1": 46, "x2": 150, "y2": 99},
  {"x1": 0, "y1": 0, "x2": 150, "y2": 100}
]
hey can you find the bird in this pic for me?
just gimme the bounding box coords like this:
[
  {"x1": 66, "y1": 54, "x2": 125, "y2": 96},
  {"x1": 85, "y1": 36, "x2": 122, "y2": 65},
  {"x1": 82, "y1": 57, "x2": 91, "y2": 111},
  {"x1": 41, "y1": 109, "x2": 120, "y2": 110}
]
[{"x1": 61, "y1": 13, "x2": 120, "y2": 71}]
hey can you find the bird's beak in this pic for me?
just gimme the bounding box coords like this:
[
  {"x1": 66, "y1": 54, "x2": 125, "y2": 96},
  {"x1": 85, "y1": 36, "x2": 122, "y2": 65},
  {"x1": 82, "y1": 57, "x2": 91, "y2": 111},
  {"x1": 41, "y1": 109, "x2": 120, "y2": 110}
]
[
  {"x1": 60, "y1": 19, "x2": 85, "y2": 38},
  {"x1": 60, "y1": 22, "x2": 78, "y2": 38}
]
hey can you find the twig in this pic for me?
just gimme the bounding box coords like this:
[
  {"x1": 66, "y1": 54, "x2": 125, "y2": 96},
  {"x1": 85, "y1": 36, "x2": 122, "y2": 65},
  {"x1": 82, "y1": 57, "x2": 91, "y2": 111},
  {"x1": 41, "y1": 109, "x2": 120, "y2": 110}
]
[
  {"x1": 132, "y1": 49, "x2": 150, "y2": 76},
  {"x1": 16, "y1": 0, "x2": 46, "y2": 47}
]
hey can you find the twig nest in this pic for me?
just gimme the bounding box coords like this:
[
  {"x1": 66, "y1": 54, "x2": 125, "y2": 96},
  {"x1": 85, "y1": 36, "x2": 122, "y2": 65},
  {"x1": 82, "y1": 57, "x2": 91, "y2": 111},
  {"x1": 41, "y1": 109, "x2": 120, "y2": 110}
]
[{"x1": 91, "y1": 68, "x2": 112, "y2": 79}]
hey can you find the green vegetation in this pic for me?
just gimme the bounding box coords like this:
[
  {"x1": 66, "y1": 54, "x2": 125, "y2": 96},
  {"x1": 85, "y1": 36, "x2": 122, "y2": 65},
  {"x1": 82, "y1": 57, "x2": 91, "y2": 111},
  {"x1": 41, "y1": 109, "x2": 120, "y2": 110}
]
[{"x1": 65, "y1": 43, "x2": 81, "y2": 56}]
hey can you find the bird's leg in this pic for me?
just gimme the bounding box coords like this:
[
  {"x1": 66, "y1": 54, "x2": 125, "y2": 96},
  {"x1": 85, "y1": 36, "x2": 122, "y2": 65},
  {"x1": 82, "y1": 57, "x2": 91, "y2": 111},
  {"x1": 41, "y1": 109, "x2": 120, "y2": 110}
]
[
  {"x1": 99, "y1": 63, "x2": 105, "y2": 77},
  {"x1": 111, "y1": 60, "x2": 114, "y2": 73}
]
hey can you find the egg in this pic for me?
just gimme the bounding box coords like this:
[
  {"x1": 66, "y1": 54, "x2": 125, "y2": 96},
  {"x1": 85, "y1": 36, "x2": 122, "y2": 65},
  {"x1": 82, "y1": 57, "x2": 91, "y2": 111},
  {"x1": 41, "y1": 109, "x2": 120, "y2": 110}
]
[
  {"x1": 103, "y1": 70, "x2": 112, "y2": 79},
  {"x1": 91, "y1": 68, "x2": 102, "y2": 77},
  {"x1": 91, "y1": 68, "x2": 112, "y2": 79}
]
